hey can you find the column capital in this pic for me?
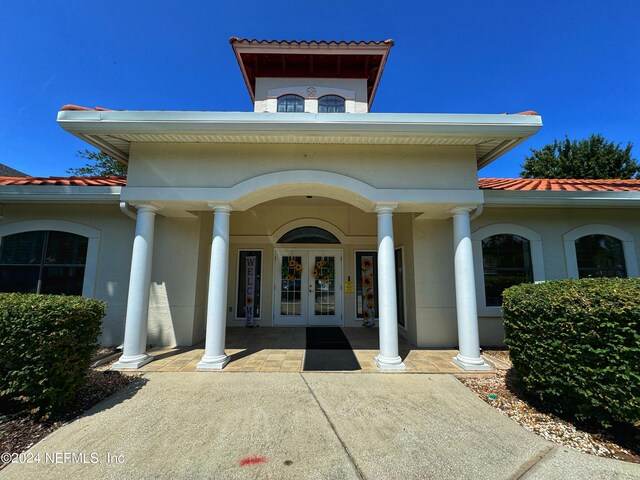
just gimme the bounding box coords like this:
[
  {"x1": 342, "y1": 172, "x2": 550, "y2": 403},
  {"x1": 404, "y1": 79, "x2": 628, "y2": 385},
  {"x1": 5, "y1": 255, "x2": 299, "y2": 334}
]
[
  {"x1": 450, "y1": 205, "x2": 477, "y2": 216},
  {"x1": 131, "y1": 203, "x2": 161, "y2": 214},
  {"x1": 375, "y1": 203, "x2": 398, "y2": 214},
  {"x1": 207, "y1": 202, "x2": 233, "y2": 213}
]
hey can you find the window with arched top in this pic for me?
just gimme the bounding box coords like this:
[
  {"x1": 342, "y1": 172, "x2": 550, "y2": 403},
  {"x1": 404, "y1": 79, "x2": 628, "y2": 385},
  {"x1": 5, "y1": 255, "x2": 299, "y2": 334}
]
[
  {"x1": 277, "y1": 94, "x2": 304, "y2": 112},
  {"x1": 277, "y1": 227, "x2": 340, "y2": 244},
  {"x1": 318, "y1": 95, "x2": 345, "y2": 113},
  {"x1": 0, "y1": 231, "x2": 89, "y2": 295},
  {"x1": 481, "y1": 234, "x2": 533, "y2": 306},
  {"x1": 575, "y1": 234, "x2": 627, "y2": 278}
]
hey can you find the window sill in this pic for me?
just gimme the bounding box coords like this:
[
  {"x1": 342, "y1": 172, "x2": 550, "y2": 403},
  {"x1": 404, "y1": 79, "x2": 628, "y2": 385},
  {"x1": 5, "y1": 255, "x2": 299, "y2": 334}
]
[{"x1": 477, "y1": 306, "x2": 502, "y2": 317}]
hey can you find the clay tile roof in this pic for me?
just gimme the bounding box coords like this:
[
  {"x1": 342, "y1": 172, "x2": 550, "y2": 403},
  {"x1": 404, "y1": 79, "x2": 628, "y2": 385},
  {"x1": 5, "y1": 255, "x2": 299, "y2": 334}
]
[
  {"x1": 479, "y1": 178, "x2": 640, "y2": 192},
  {"x1": 501, "y1": 111, "x2": 539, "y2": 116},
  {"x1": 60, "y1": 104, "x2": 112, "y2": 112},
  {"x1": 0, "y1": 176, "x2": 126, "y2": 186},
  {"x1": 228, "y1": 37, "x2": 394, "y2": 47}
]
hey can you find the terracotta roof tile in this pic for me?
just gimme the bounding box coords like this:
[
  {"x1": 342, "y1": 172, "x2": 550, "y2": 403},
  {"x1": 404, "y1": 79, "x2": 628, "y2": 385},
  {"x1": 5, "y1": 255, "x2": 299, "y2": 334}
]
[
  {"x1": 229, "y1": 37, "x2": 394, "y2": 47},
  {"x1": 502, "y1": 110, "x2": 539, "y2": 116},
  {"x1": 60, "y1": 104, "x2": 112, "y2": 111},
  {"x1": 479, "y1": 178, "x2": 640, "y2": 192},
  {"x1": 2, "y1": 176, "x2": 638, "y2": 192},
  {"x1": 0, "y1": 176, "x2": 126, "y2": 186}
]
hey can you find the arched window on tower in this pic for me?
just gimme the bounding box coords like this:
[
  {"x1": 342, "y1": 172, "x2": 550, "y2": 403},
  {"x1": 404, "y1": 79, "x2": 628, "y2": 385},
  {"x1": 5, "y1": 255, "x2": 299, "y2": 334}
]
[
  {"x1": 277, "y1": 94, "x2": 304, "y2": 112},
  {"x1": 318, "y1": 95, "x2": 345, "y2": 113}
]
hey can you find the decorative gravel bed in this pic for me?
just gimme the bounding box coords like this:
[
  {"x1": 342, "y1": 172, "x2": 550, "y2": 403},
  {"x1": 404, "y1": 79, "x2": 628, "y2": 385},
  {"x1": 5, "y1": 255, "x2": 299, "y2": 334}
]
[
  {"x1": 459, "y1": 350, "x2": 639, "y2": 464},
  {"x1": 0, "y1": 365, "x2": 140, "y2": 471}
]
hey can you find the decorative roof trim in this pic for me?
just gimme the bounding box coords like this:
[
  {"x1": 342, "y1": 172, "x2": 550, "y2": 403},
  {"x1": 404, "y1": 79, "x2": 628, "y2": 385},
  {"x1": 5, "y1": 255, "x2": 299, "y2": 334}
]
[{"x1": 229, "y1": 37, "x2": 394, "y2": 47}]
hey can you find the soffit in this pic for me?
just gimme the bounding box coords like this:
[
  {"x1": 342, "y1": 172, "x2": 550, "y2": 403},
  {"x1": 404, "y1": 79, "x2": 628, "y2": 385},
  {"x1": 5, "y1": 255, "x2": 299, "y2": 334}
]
[{"x1": 58, "y1": 111, "x2": 542, "y2": 169}]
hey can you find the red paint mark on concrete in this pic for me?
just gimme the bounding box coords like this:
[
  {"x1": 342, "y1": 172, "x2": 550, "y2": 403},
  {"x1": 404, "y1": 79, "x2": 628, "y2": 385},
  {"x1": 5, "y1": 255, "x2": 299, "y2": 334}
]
[{"x1": 239, "y1": 457, "x2": 267, "y2": 466}]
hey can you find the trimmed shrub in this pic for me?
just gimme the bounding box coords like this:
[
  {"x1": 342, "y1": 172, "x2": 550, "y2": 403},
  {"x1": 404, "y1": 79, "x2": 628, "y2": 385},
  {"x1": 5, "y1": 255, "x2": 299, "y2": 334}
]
[
  {"x1": 0, "y1": 293, "x2": 105, "y2": 419},
  {"x1": 502, "y1": 278, "x2": 640, "y2": 428}
]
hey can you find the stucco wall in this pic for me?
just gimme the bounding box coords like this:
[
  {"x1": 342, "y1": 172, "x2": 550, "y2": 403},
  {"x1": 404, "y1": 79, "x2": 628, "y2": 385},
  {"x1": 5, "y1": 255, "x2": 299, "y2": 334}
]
[
  {"x1": 470, "y1": 206, "x2": 640, "y2": 346},
  {"x1": 254, "y1": 77, "x2": 368, "y2": 113},
  {"x1": 192, "y1": 212, "x2": 212, "y2": 344},
  {"x1": 0, "y1": 204, "x2": 133, "y2": 346},
  {"x1": 126, "y1": 143, "x2": 479, "y2": 191},
  {"x1": 148, "y1": 216, "x2": 203, "y2": 346},
  {"x1": 10, "y1": 197, "x2": 637, "y2": 351},
  {"x1": 411, "y1": 218, "x2": 458, "y2": 347}
]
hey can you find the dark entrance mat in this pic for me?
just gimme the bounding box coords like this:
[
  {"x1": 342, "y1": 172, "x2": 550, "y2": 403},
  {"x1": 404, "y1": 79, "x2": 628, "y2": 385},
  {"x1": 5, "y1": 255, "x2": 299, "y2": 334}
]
[{"x1": 304, "y1": 327, "x2": 361, "y2": 371}]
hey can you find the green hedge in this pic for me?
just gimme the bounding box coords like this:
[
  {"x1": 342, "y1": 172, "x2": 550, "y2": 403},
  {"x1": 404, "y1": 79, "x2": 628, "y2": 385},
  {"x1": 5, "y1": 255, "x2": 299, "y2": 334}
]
[
  {"x1": 502, "y1": 278, "x2": 640, "y2": 428},
  {"x1": 0, "y1": 293, "x2": 105, "y2": 419}
]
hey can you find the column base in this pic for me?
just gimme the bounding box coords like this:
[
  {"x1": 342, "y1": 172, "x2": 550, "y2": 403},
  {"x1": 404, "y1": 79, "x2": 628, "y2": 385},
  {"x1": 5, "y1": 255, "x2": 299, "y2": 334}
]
[
  {"x1": 112, "y1": 353, "x2": 152, "y2": 370},
  {"x1": 375, "y1": 354, "x2": 406, "y2": 371},
  {"x1": 452, "y1": 354, "x2": 491, "y2": 371},
  {"x1": 196, "y1": 354, "x2": 230, "y2": 371}
]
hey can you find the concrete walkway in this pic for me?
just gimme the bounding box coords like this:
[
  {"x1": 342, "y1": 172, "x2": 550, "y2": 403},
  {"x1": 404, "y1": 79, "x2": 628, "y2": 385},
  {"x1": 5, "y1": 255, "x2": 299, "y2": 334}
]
[{"x1": 2, "y1": 373, "x2": 638, "y2": 479}]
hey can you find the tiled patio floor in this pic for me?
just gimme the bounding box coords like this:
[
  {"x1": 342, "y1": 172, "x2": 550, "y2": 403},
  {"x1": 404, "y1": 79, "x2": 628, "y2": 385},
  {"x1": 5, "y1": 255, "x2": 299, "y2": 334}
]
[{"x1": 136, "y1": 327, "x2": 494, "y2": 374}]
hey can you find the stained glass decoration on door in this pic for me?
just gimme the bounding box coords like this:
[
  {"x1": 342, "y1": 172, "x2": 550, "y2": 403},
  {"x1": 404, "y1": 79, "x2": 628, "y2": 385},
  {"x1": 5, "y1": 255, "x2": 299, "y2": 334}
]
[
  {"x1": 280, "y1": 256, "x2": 302, "y2": 315},
  {"x1": 312, "y1": 256, "x2": 335, "y2": 315},
  {"x1": 360, "y1": 255, "x2": 376, "y2": 326}
]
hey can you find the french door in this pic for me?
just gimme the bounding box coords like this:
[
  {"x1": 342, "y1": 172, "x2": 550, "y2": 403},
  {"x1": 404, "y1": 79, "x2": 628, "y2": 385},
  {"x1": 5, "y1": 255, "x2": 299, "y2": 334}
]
[{"x1": 274, "y1": 249, "x2": 343, "y2": 326}]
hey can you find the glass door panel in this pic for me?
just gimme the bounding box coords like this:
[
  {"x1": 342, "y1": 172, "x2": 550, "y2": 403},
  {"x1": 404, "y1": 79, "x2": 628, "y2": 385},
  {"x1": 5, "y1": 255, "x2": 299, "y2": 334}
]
[
  {"x1": 280, "y1": 255, "x2": 303, "y2": 316},
  {"x1": 312, "y1": 256, "x2": 336, "y2": 316},
  {"x1": 274, "y1": 249, "x2": 342, "y2": 326},
  {"x1": 308, "y1": 251, "x2": 342, "y2": 326}
]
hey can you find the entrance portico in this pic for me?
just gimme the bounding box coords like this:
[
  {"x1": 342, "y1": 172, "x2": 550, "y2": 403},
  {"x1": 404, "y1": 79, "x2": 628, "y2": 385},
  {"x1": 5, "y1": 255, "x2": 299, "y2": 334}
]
[
  {"x1": 188, "y1": 182, "x2": 413, "y2": 372},
  {"x1": 112, "y1": 167, "x2": 492, "y2": 372}
]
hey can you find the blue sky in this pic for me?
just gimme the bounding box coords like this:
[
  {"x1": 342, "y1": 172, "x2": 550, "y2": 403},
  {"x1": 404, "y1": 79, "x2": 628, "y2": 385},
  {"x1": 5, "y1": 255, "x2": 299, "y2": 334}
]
[{"x1": 1, "y1": 1, "x2": 638, "y2": 178}]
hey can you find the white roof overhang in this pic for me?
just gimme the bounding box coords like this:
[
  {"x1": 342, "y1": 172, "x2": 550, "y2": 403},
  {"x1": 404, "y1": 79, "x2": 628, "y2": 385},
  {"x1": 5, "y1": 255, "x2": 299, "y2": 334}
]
[
  {"x1": 483, "y1": 189, "x2": 640, "y2": 207},
  {"x1": 57, "y1": 111, "x2": 542, "y2": 169},
  {"x1": 0, "y1": 185, "x2": 122, "y2": 203}
]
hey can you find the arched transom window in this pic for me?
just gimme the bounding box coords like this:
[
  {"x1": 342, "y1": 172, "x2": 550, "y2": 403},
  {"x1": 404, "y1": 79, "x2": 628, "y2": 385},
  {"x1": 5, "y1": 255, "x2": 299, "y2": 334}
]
[
  {"x1": 277, "y1": 94, "x2": 304, "y2": 112},
  {"x1": 0, "y1": 231, "x2": 89, "y2": 295},
  {"x1": 481, "y1": 234, "x2": 533, "y2": 306},
  {"x1": 575, "y1": 234, "x2": 627, "y2": 278},
  {"x1": 318, "y1": 95, "x2": 345, "y2": 113},
  {"x1": 278, "y1": 226, "x2": 340, "y2": 244}
]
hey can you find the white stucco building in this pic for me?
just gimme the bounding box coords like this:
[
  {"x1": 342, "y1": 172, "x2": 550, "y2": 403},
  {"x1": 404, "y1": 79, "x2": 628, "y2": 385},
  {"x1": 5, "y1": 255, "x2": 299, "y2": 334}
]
[{"x1": 1, "y1": 38, "x2": 638, "y2": 371}]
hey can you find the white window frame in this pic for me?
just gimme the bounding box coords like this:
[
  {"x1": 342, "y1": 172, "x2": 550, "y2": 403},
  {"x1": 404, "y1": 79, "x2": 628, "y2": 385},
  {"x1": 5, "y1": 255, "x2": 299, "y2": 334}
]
[
  {"x1": 276, "y1": 94, "x2": 305, "y2": 113},
  {"x1": 0, "y1": 220, "x2": 101, "y2": 298},
  {"x1": 266, "y1": 86, "x2": 357, "y2": 113},
  {"x1": 563, "y1": 224, "x2": 638, "y2": 279},
  {"x1": 317, "y1": 94, "x2": 346, "y2": 113},
  {"x1": 471, "y1": 223, "x2": 545, "y2": 316},
  {"x1": 235, "y1": 248, "x2": 264, "y2": 321}
]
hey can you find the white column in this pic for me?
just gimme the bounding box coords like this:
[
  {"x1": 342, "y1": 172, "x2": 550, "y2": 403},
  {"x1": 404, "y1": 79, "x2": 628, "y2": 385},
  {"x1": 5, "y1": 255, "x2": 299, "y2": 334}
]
[
  {"x1": 451, "y1": 206, "x2": 490, "y2": 371},
  {"x1": 375, "y1": 204, "x2": 405, "y2": 371},
  {"x1": 197, "y1": 204, "x2": 232, "y2": 370},
  {"x1": 113, "y1": 204, "x2": 159, "y2": 369}
]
